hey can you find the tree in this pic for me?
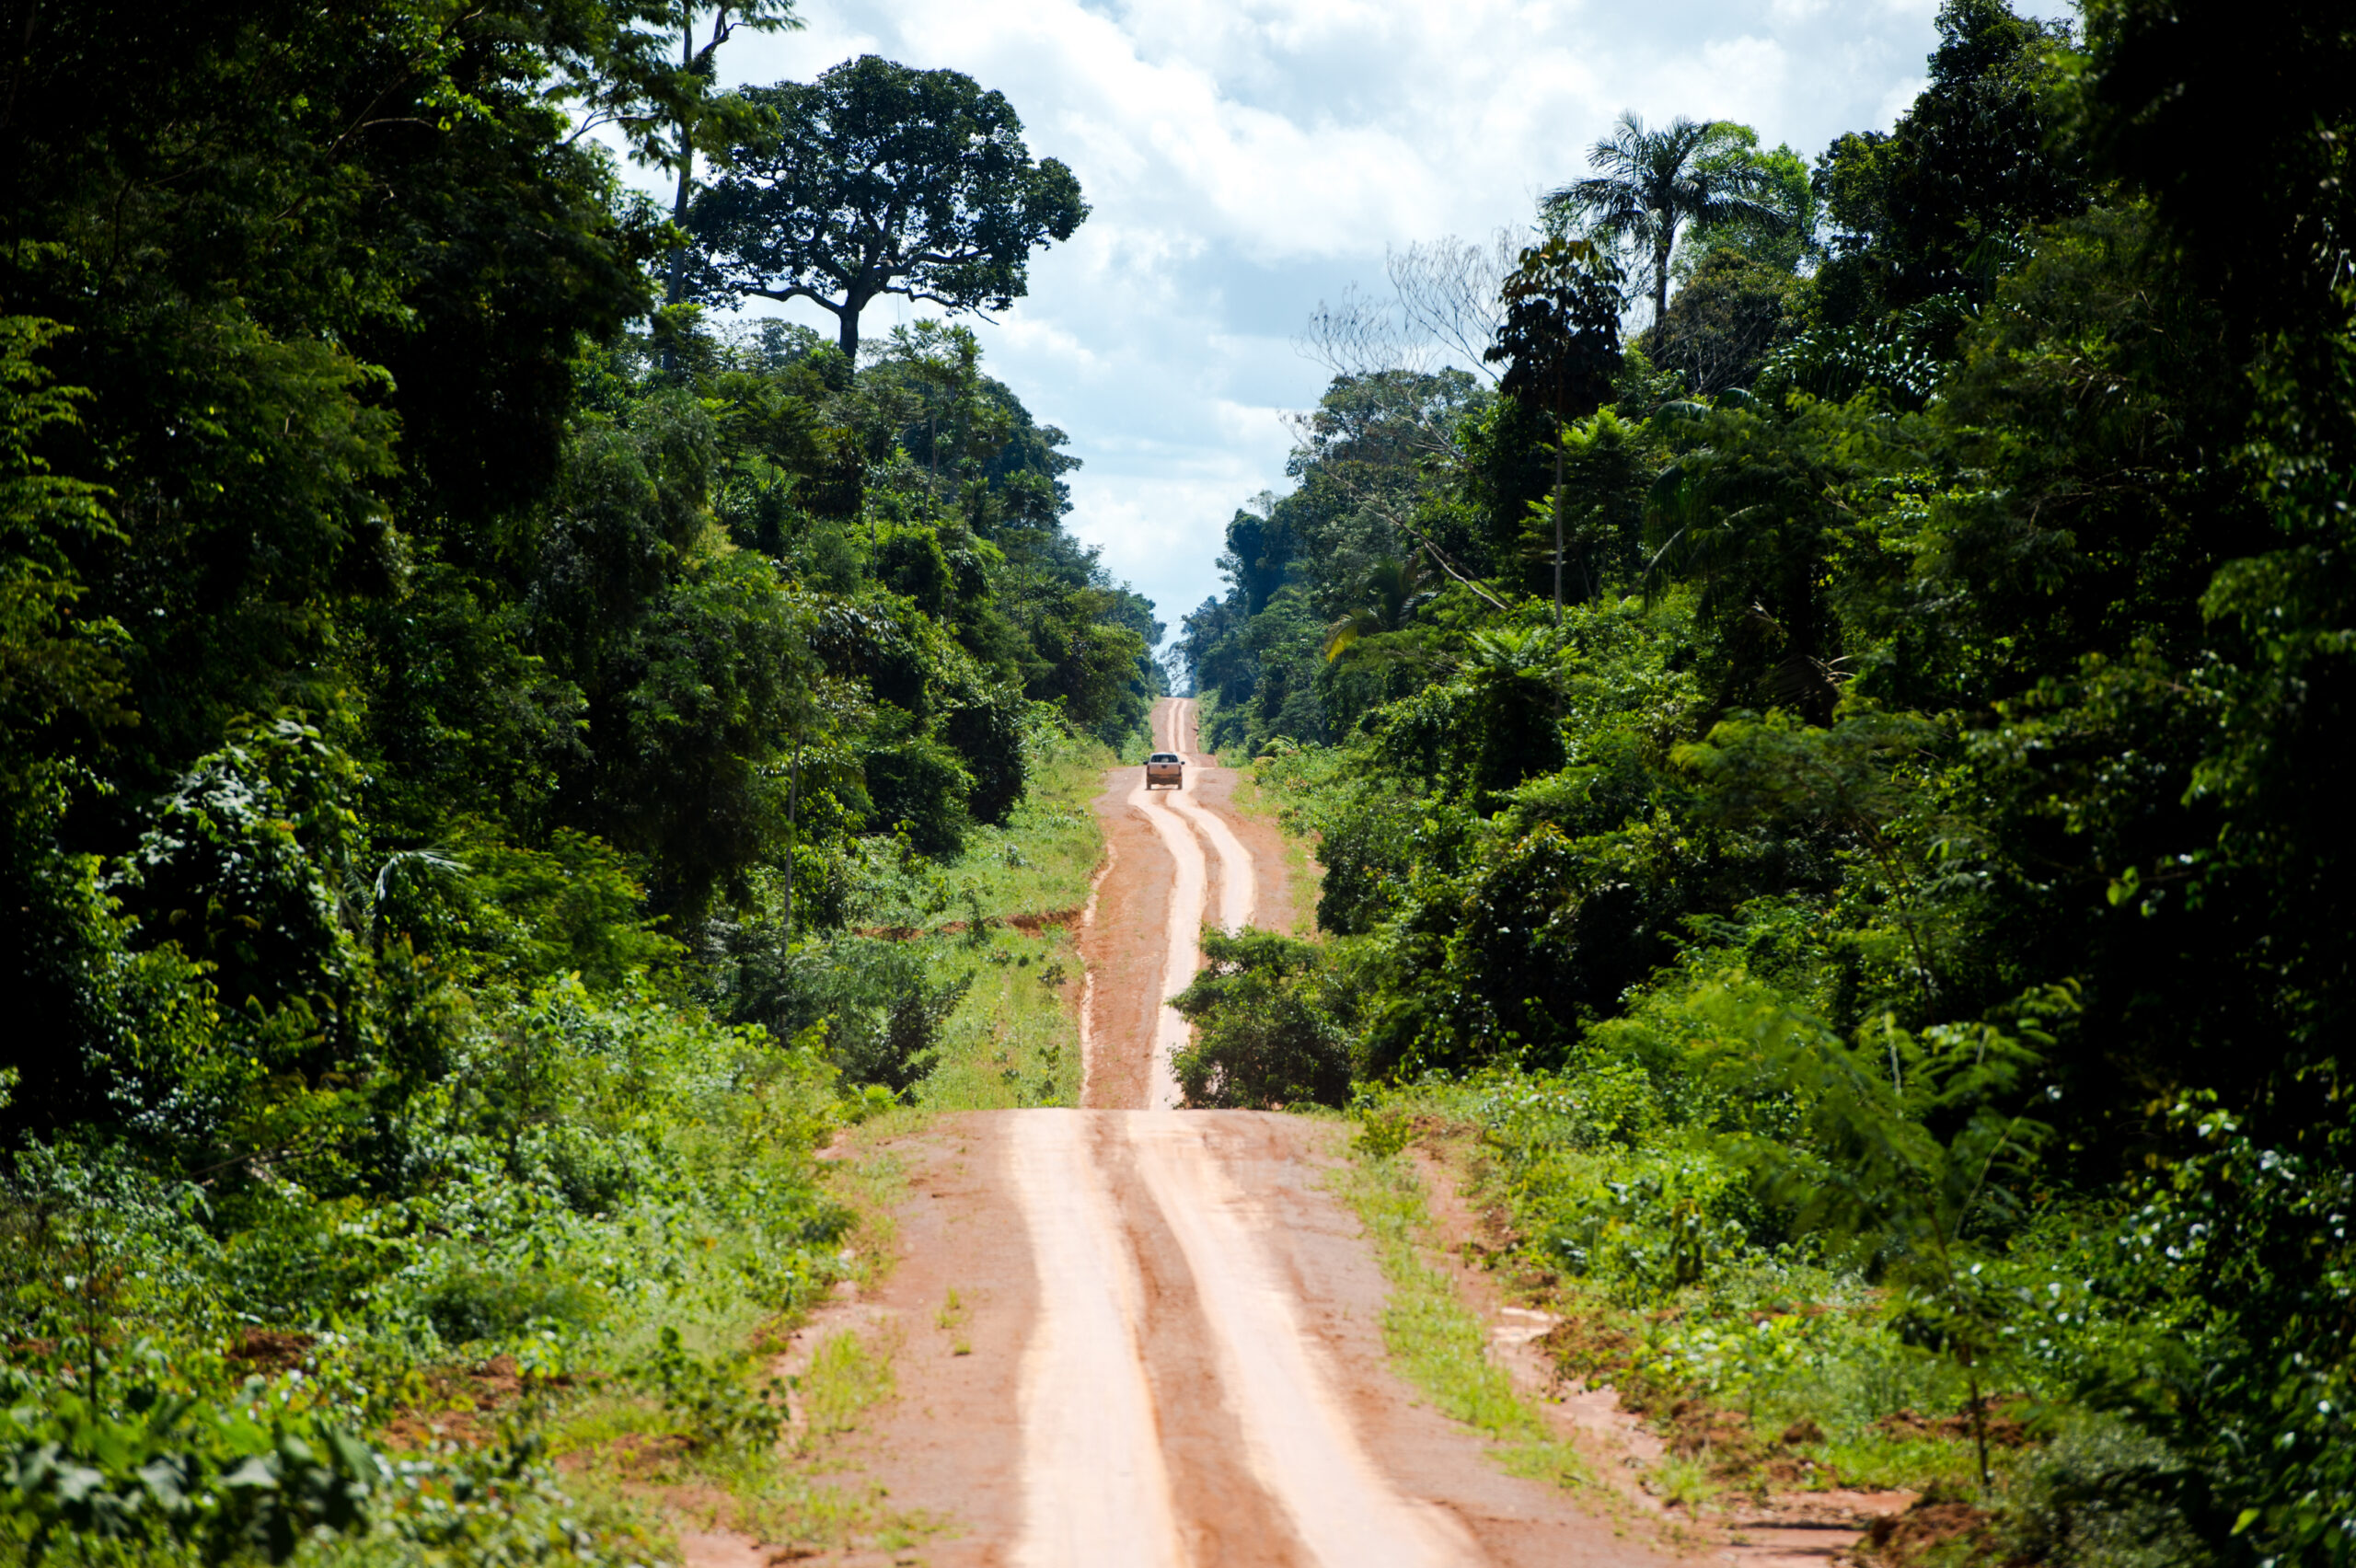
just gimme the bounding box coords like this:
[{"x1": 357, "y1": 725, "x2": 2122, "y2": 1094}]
[
  {"x1": 1674, "y1": 130, "x2": 1819, "y2": 280},
  {"x1": 1812, "y1": 0, "x2": 2084, "y2": 323},
  {"x1": 572, "y1": 1, "x2": 804, "y2": 312},
  {"x1": 1553, "y1": 113, "x2": 1788, "y2": 327},
  {"x1": 1484, "y1": 237, "x2": 1623, "y2": 623},
  {"x1": 687, "y1": 56, "x2": 1088, "y2": 363},
  {"x1": 1322, "y1": 554, "x2": 1436, "y2": 663},
  {"x1": 1649, "y1": 250, "x2": 1805, "y2": 395}
]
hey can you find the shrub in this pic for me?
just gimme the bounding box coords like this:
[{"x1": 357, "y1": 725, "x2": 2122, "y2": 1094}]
[
  {"x1": 1170, "y1": 929, "x2": 1352, "y2": 1109},
  {"x1": 1999, "y1": 1414, "x2": 2205, "y2": 1568}
]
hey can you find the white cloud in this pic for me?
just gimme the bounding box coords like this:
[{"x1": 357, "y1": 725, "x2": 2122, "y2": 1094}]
[{"x1": 650, "y1": 0, "x2": 1992, "y2": 633}]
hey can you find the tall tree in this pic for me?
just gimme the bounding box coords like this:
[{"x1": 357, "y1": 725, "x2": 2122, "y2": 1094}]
[
  {"x1": 1484, "y1": 238, "x2": 1623, "y2": 622},
  {"x1": 1811, "y1": 0, "x2": 2083, "y2": 323},
  {"x1": 1553, "y1": 113, "x2": 1786, "y2": 327},
  {"x1": 687, "y1": 56, "x2": 1088, "y2": 363},
  {"x1": 657, "y1": 3, "x2": 802, "y2": 308},
  {"x1": 569, "y1": 1, "x2": 803, "y2": 312}
]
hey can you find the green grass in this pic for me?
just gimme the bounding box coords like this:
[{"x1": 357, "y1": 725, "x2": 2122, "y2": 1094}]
[
  {"x1": 904, "y1": 723, "x2": 1111, "y2": 1112},
  {"x1": 914, "y1": 924, "x2": 1085, "y2": 1111},
  {"x1": 1647, "y1": 1451, "x2": 1718, "y2": 1514},
  {"x1": 542, "y1": 1133, "x2": 928, "y2": 1562},
  {"x1": 794, "y1": 1327, "x2": 896, "y2": 1447},
  {"x1": 549, "y1": 721, "x2": 1112, "y2": 1553},
  {"x1": 940, "y1": 726, "x2": 1114, "y2": 925},
  {"x1": 1227, "y1": 757, "x2": 1322, "y2": 935},
  {"x1": 1334, "y1": 1139, "x2": 1593, "y2": 1492}
]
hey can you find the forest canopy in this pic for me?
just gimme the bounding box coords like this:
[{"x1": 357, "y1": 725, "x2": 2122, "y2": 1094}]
[
  {"x1": 1177, "y1": 0, "x2": 2356, "y2": 1557},
  {"x1": 0, "y1": 6, "x2": 1150, "y2": 1557}
]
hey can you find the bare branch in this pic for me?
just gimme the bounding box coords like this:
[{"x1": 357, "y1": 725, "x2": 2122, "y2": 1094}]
[
  {"x1": 1294, "y1": 282, "x2": 1428, "y2": 382},
  {"x1": 1386, "y1": 228, "x2": 1519, "y2": 383}
]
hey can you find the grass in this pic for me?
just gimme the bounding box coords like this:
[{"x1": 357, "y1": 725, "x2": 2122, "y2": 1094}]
[
  {"x1": 544, "y1": 1125, "x2": 930, "y2": 1562},
  {"x1": 1647, "y1": 1451, "x2": 1718, "y2": 1514},
  {"x1": 1227, "y1": 757, "x2": 1322, "y2": 935},
  {"x1": 1362, "y1": 1088, "x2": 2010, "y2": 1516},
  {"x1": 940, "y1": 726, "x2": 1114, "y2": 925},
  {"x1": 916, "y1": 924, "x2": 1085, "y2": 1111},
  {"x1": 1333, "y1": 1136, "x2": 1593, "y2": 1493},
  {"x1": 874, "y1": 724, "x2": 1109, "y2": 1113},
  {"x1": 794, "y1": 1328, "x2": 895, "y2": 1447},
  {"x1": 557, "y1": 720, "x2": 1116, "y2": 1553},
  {"x1": 588, "y1": 724, "x2": 1118, "y2": 1550},
  {"x1": 935, "y1": 1286, "x2": 972, "y2": 1356}
]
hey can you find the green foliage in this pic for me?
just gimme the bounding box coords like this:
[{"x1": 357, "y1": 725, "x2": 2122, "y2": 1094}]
[
  {"x1": 1813, "y1": 0, "x2": 2085, "y2": 323},
  {"x1": 635, "y1": 1327, "x2": 787, "y2": 1454},
  {"x1": 1553, "y1": 113, "x2": 1794, "y2": 326},
  {"x1": 1646, "y1": 251, "x2": 1807, "y2": 397},
  {"x1": 1169, "y1": 930, "x2": 1353, "y2": 1109},
  {"x1": 0, "y1": 1368, "x2": 387, "y2": 1566},
  {"x1": 688, "y1": 56, "x2": 1089, "y2": 360},
  {"x1": 0, "y1": 6, "x2": 1154, "y2": 1563},
  {"x1": 1998, "y1": 1413, "x2": 2205, "y2": 1568},
  {"x1": 1173, "y1": 0, "x2": 2356, "y2": 1549},
  {"x1": 1490, "y1": 239, "x2": 1624, "y2": 421},
  {"x1": 0, "y1": 317, "x2": 129, "y2": 783}
]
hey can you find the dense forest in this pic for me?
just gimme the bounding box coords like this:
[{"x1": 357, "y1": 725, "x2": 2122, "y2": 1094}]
[
  {"x1": 1174, "y1": 0, "x2": 2356, "y2": 1559},
  {"x1": 6, "y1": 0, "x2": 2356, "y2": 1562},
  {"x1": 0, "y1": 1, "x2": 1150, "y2": 1559}
]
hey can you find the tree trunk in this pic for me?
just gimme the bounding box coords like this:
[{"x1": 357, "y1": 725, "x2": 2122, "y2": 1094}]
[
  {"x1": 1552, "y1": 430, "x2": 1565, "y2": 628},
  {"x1": 660, "y1": 8, "x2": 696, "y2": 372},
  {"x1": 1965, "y1": 1356, "x2": 1992, "y2": 1496},
  {"x1": 838, "y1": 307, "x2": 860, "y2": 364},
  {"x1": 1653, "y1": 236, "x2": 1672, "y2": 329},
  {"x1": 665, "y1": 157, "x2": 695, "y2": 307},
  {"x1": 782, "y1": 742, "x2": 800, "y2": 938}
]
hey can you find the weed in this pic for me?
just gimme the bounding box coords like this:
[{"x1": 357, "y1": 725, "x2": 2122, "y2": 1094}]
[
  {"x1": 796, "y1": 1330, "x2": 894, "y2": 1447},
  {"x1": 636, "y1": 1326, "x2": 786, "y2": 1453},
  {"x1": 1355, "y1": 1102, "x2": 1414, "y2": 1159},
  {"x1": 1649, "y1": 1451, "x2": 1718, "y2": 1514},
  {"x1": 1334, "y1": 1140, "x2": 1592, "y2": 1492}
]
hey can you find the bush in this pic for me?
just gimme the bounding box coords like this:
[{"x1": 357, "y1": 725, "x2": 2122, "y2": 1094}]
[
  {"x1": 0, "y1": 1356, "x2": 387, "y2": 1566},
  {"x1": 709, "y1": 932, "x2": 970, "y2": 1095},
  {"x1": 1170, "y1": 929, "x2": 1353, "y2": 1109},
  {"x1": 418, "y1": 1264, "x2": 603, "y2": 1349},
  {"x1": 1999, "y1": 1414, "x2": 2205, "y2": 1568}
]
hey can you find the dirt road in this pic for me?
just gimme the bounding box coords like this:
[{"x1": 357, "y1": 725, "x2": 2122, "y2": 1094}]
[{"x1": 781, "y1": 699, "x2": 1668, "y2": 1568}]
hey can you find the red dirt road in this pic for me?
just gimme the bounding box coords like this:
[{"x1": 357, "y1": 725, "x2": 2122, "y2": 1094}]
[{"x1": 773, "y1": 699, "x2": 1669, "y2": 1568}]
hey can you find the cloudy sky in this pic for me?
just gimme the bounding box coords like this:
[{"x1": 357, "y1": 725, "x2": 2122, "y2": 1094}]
[{"x1": 634, "y1": 0, "x2": 2071, "y2": 641}]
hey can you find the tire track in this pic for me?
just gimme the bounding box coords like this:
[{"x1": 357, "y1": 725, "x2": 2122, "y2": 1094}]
[
  {"x1": 1007, "y1": 1112, "x2": 1184, "y2": 1568},
  {"x1": 1165, "y1": 698, "x2": 1256, "y2": 937},
  {"x1": 1124, "y1": 747, "x2": 1208, "y2": 1111},
  {"x1": 1126, "y1": 1116, "x2": 1484, "y2": 1568}
]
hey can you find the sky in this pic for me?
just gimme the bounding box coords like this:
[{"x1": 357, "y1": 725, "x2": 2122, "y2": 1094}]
[{"x1": 626, "y1": 0, "x2": 2074, "y2": 642}]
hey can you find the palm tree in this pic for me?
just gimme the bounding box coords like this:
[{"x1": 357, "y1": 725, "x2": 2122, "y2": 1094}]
[
  {"x1": 1553, "y1": 113, "x2": 1786, "y2": 328},
  {"x1": 1323, "y1": 554, "x2": 1437, "y2": 662}
]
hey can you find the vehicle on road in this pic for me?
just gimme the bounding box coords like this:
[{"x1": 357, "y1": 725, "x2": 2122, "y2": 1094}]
[{"x1": 1145, "y1": 752, "x2": 1184, "y2": 790}]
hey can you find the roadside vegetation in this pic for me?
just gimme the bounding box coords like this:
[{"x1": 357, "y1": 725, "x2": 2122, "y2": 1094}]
[
  {"x1": 1172, "y1": 3, "x2": 2356, "y2": 1562},
  {"x1": 0, "y1": 5, "x2": 1123, "y2": 1561},
  {"x1": 1334, "y1": 1125, "x2": 1592, "y2": 1497}
]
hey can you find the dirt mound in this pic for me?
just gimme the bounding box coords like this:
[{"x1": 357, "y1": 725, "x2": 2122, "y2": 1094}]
[
  {"x1": 227, "y1": 1328, "x2": 315, "y2": 1373},
  {"x1": 1537, "y1": 1313, "x2": 1634, "y2": 1382},
  {"x1": 1861, "y1": 1499, "x2": 1995, "y2": 1565},
  {"x1": 1875, "y1": 1397, "x2": 2034, "y2": 1448},
  {"x1": 1666, "y1": 1400, "x2": 1756, "y2": 1460}
]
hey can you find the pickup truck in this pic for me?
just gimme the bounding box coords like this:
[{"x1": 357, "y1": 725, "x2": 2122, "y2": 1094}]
[{"x1": 1145, "y1": 752, "x2": 1184, "y2": 790}]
